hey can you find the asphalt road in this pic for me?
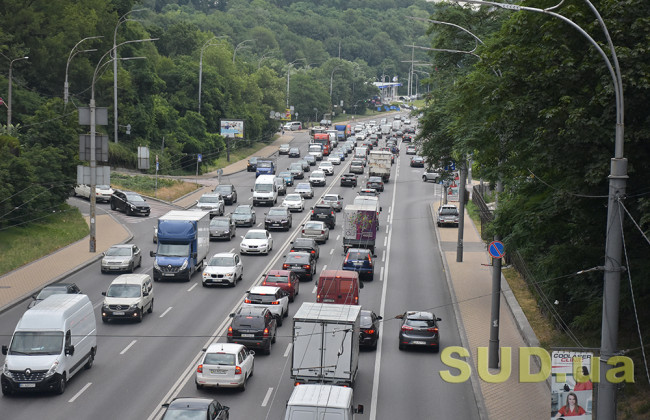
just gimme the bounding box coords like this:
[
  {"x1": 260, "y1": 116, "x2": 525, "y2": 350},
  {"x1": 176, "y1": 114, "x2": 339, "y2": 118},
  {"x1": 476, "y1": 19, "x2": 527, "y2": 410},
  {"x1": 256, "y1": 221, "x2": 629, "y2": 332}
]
[{"x1": 0, "y1": 116, "x2": 479, "y2": 420}]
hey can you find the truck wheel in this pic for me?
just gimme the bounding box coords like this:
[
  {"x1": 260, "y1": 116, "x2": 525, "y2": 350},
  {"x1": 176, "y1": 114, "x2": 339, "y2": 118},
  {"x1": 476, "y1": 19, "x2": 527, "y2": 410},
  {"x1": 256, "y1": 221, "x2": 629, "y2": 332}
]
[{"x1": 84, "y1": 353, "x2": 95, "y2": 370}]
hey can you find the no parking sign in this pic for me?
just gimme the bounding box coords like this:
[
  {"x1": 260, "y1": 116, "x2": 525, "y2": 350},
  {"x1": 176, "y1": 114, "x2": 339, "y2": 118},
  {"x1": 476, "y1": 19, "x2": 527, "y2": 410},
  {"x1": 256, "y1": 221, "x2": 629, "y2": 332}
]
[{"x1": 488, "y1": 241, "x2": 505, "y2": 259}]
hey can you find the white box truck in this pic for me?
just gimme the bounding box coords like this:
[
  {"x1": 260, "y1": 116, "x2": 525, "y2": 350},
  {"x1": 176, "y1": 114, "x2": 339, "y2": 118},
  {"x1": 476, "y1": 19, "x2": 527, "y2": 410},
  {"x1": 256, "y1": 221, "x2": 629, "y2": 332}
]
[
  {"x1": 151, "y1": 210, "x2": 210, "y2": 281},
  {"x1": 343, "y1": 203, "x2": 379, "y2": 254},
  {"x1": 284, "y1": 384, "x2": 364, "y2": 420},
  {"x1": 368, "y1": 150, "x2": 392, "y2": 182},
  {"x1": 1, "y1": 294, "x2": 97, "y2": 395},
  {"x1": 291, "y1": 303, "x2": 361, "y2": 387}
]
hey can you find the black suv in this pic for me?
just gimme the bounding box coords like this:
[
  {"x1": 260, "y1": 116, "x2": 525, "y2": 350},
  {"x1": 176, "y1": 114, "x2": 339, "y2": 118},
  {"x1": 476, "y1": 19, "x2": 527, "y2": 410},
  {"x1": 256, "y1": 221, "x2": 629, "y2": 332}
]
[
  {"x1": 110, "y1": 190, "x2": 150, "y2": 216},
  {"x1": 247, "y1": 157, "x2": 260, "y2": 172},
  {"x1": 227, "y1": 306, "x2": 277, "y2": 354},
  {"x1": 213, "y1": 184, "x2": 237, "y2": 204},
  {"x1": 290, "y1": 238, "x2": 320, "y2": 261},
  {"x1": 340, "y1": 173, "x2": 358, "y2": 187},
  {"x1": 310, "y1": 204, "x2": 336, "y2": 229}
]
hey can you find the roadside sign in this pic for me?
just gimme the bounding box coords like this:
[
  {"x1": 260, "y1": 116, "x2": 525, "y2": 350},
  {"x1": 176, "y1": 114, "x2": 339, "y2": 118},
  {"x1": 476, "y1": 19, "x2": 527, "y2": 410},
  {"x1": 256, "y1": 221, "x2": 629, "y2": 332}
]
[{"x1": 488, "y1": 241, "x2": 505, "y2": 259}]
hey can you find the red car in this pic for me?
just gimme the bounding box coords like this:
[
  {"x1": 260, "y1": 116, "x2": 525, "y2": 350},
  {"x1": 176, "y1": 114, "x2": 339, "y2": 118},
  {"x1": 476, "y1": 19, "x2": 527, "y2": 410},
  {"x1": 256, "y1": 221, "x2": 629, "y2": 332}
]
[{"x1": 261, "y1": 270, "x2": 300, "y2": 302}]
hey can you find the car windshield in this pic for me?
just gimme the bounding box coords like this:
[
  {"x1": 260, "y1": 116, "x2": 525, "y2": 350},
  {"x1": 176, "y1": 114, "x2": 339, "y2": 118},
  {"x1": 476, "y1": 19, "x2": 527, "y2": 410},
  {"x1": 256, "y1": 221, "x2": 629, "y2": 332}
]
[
  {"x1": 163, "y1": 408, "x2": 206, "y2": 420},
  {"x1": 245, "y1": 231, "x2": 266, "y2": 240},
  {"x1": 106, "y1": 247, "x2": 131, "y2": 257},
  {"x1": 255, "y1": 183, "x2": 273, "y2": 193},
  {"x1": 36, "y1": 287, "x2": 69, "y2": 299},
  {"x1": 125, "y1": 193, "x2": 144, "y2": 202},
  {"x1": 440, "y1": 207, "x2": 458, "y2": 215},
  {"x1": 285, "y1": 195, "x2": 300, "y2": 202},
  {"x1": 258, "y1": 161, "x2": 272, "y2": 168},
  {"x1": 157, "y1": 243, "x2": 190, "y2": 257},
  {"x1": 268, "y1": 208, "x2": 286, "y2": 216},
  {"x1": 210, "y1": 218, "x2": 229, "y2": 227},
  {"x1": 249, "y1": 157, "x2": 258, "y2": 164},
  {"x1": 208, "y1": 256, "x2": 234, "y2": 267},
  {"x1": 204, "y1": 352, "x2": 235, "y2": 366},
  {"x1": 199, "y1": 196, "x2": 221, "y2": 203},
  {"x1": 285, "y1": 254, "x2": 309, "y2": 263},
  {"x1": 9, "y1": 331, "x2": 63, "y2": 355},
  {"x1": 234, "y1": 207, "x2": 251, "y2": 215},
  {"x1": 106, "y1": 284, "x2": 141, "y2": 298},
  {"x1": 214, "y1": 185, "x2": 232, "y2": 194}
]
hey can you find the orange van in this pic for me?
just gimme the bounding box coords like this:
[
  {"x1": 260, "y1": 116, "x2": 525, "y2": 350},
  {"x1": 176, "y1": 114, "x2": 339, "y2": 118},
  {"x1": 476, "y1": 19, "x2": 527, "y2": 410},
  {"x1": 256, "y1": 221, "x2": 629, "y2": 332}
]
[{"x1": 316, "y1": 270, "x2": 362, "y2": 305}]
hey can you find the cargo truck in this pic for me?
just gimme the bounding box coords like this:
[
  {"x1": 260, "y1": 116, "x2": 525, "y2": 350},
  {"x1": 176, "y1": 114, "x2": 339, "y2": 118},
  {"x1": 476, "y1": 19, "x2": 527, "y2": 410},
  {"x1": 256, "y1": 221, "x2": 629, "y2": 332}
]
[
  {"x1": 367, "y1": 150, "x2": 392, "y2": 182},
  {"x1": 291, "y1": 303, "x2": 361, "y2": 387},
  {"x1": 342, "y1": 203, "x2": 379, "y2": 254},
  {"x1": 255, "y1": 158, "x2": 276, "y2": 177},
  {"x1": 151, "y1": 210, "x2": 210, "y2": 281},
  {"x1": 334, "y1": 124, "x2": 347, "y2": 141}
]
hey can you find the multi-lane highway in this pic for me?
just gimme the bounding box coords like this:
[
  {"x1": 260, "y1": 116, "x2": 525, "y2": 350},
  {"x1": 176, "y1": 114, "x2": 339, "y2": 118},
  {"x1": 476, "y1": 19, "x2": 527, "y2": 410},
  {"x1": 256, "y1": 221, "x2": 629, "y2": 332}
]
[{"x1": 0, "y1": 117, "x2": 480, "y2": 420}]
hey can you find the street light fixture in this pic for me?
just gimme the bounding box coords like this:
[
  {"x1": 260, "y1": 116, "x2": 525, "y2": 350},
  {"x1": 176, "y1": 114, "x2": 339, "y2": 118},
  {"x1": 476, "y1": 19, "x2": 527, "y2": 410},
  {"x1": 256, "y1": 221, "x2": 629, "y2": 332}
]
[
  {"x1": 444, "y1": 2, "x2": 625, "y2": 414},
  {"x1": 199, "y1": 36, "x2": 228, "y2": 115},
  {"x1": 232, "y1": 39, "x2": 254, "y2": 63},
  {"x1": 286, "y1": 58, "x2": 307, "y2": 109},
  {"x1": 64, "y1": 36, "x2": 103, "y2": 109},
  {"x1": 3, "y1": 55, "x2": 29, "y2": 128}
]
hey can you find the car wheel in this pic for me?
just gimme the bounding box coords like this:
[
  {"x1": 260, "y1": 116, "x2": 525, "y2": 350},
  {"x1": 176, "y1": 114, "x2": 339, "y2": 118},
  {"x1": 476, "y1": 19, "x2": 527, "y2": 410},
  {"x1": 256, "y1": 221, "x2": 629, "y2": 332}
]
[
  {"x1": 196, "y1": 382, "x2": 204, "y2": 390},
  {"x1": 129, "y1": 262, "x2": 134, "y2": 273},
  {"x1": 55, "y1": 374, "x2": 67, "y2": 395},
  {"x1": 102, "y1": 317, "x2": 109, "y2": 323},
  {"x1": 138, "y1": 257, "x2": 142, "y2": 268},
  {"x1": 276, "y1": 315, "x2": 283, "y2": 327},
  {"x1": 283, "y1": 308, "x2": 288, "y2": 318},
  {"x1": 433, "y1": 345, "x2": 440, "y2": 354},
  {"x1": 136, "y1": 308, "x2": 143, "y2": 323},
  {"x1": 84, "y1": 352, "x2": 95, "y2": 369},
  {"x1": 271, "y1": 328, "x2": 277, "y2": 344},
  {"x1": 125, "y1": 206, "x2": 132, "y2": 216},
  {"x1": 399, "y1": 343, "x2": 406, "y2": 351},
  {"x1": 148, "y1": 299, "x2": 154, "y2": 314},
  {"x1": 110, "y1": 201, "x2": 116, "y2": 210},
  {"x1": 239, "y1": 374, "x2": 247, "y2": 392}
]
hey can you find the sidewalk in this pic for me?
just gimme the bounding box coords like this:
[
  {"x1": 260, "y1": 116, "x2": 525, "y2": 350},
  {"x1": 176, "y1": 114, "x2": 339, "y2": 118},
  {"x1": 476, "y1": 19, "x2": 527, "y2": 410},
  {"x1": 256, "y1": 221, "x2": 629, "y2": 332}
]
[{"x1": 434, "y1": 195, "x2": 550, "y2": 419}]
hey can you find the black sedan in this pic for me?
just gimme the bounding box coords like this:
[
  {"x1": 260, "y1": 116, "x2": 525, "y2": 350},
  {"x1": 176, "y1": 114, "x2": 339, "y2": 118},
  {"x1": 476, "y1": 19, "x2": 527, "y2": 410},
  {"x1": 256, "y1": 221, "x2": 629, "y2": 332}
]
[
  {"x1": 264, "y1": 207, "x2": 292, "y2": 231},
  {"x1": 340, "y1": 173, "x2": 358, "y2": 187},
  {"x1": 28, "y1": 283, "x2": 81, "y2": 309},
  {"x1": 360, "y1": 310, "x2": 382, "y2": 350},
  {"x1": 397, "y1": 311, "x2": 441, "y2": 352},
  {"x1": 410, "y1": 155, "x2": 425, "y2": 167},
  {"x1": 162, "y1": 397, "x2": 229, "y2": 420},
  {"x1": 289, "y1": 237, "x2": 320, "y2": 261},
  {"x1": 282, "y1": 252, "x2": 316, "y2": 281},
  {"x1": 366, "y1": 176, "x2": 384, "y2": 192}
]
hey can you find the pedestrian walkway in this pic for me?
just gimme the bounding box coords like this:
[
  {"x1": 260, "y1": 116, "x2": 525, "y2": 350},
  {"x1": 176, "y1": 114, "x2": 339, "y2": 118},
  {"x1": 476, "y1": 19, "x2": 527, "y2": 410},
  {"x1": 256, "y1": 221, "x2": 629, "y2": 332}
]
[{"x1": 434, "y1": 198, "x2": 550, "y2": 419}]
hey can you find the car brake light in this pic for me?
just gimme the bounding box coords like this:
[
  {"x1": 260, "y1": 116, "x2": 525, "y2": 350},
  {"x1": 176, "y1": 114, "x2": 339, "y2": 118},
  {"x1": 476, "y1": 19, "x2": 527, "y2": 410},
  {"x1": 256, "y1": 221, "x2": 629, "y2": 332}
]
[
  {"x1": 244, "y1": 298, "x2": 252, "y2": 303},
  {"x1": 227, "y1": 326, "x2": 233, "y2": 337},
  {"x1": 271, "y1": 300, "x2": 280, "y2": 305},
  {"x1": 283, "y1": 264, "x2": 290, "y2": 269},
  {"x1": 235, "y1": 366, "x2": 242, "y2": 375},
  {"x1": 197, "y1": 364, "x2": 203, "y2": 373},
  {"x1": 302, "y1": 230, "x2": 305, "y2": 234},
  {"x1": 321, "y1": 230, "x2": 325, "y2": 234},
  {"x1": 355, "y1": 296, "x2": 358, "y2": 304},
  {"x1": 311, "y1": 250, "x2": 315, "y2": 254},
  {"x1": 263, "y1": 328, "x2": 269, "y2": 337},
  {"x1": 428, "y1": 327, "x2": 439, "y2": 333},
  {"x1": 304, "y1": 265, "x2": 310, "y2": 269},
  {"x1": 401, "y1": 325, "x2": 414, "y2": 331},
  {"x1": 366, "y1": 329, "x2": 375, "y2": 335}
]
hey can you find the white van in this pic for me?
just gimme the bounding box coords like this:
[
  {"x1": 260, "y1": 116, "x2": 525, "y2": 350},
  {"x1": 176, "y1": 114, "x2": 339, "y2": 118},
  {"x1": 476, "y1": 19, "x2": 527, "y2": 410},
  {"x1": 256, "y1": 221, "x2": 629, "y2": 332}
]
[
  {"x1": 101, "y1": 273, "x2": 154, "y2": 323},
  {"x1": 1, "y1": 294, "x2": 97, "y2": 395},
  {"x1": 252, "y1": 174, "x2": 278, "y2": 206},
  {"x1": 284, "y1": 384, "x2": 364, "y2": 420},
  {"x1": 284, "y1": 121, "x2": 303, "y2": 131}
]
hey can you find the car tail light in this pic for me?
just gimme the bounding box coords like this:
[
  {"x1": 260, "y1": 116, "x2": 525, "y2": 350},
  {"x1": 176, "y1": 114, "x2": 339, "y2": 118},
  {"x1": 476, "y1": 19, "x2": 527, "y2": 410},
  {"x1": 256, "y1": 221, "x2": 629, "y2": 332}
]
[
  {"x1": 227, "y1": 326, "x2": 233, "y2": 337},
  {"x1": 311, "y1": 210, "x2": 314, "y2": 215},
  {"x1": 428, "y1": 327, "x2": 439, "y2": 333},
  {"x1": 321, "y1": 230, "x2": 325, "y2": 234},
  {"x1": 366, "y1": 329, "x2": 375, "y2": 335},
  {"x1": 197, "y1": 364, "x2": 203, "y2": 373},
  {"x1": 271, "y1": 300, "x2": 280, "y2": 305},
  {"x1": 283, "y1": 264, "x2": 290, "y2": 269},
  {"x1": 354, "y1": 296, "x2": 358, "y2": 304},
  {"x1": 263, "y1": 328, "x2": 269, "y2": 337},
  {"x1": 304, "y1": 264, "x2": 310, "y2": 269},
  {"x1": 302, "y1": 229, "x2": 305, "y2": 234},
  {"x1": 244, "y1": 298, "x2": 252, "y2": 303},
  {"x1": 235, "y1": 366, "x2": 242, "y2": 375},
  {"x1": 401, "y1": 325, "x2": 414, "y2": 331}
]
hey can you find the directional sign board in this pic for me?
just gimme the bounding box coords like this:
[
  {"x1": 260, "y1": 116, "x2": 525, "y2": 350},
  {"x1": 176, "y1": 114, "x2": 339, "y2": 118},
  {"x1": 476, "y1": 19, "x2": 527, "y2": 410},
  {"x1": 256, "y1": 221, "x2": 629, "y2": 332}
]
[{"x1": 488, "y1": 241, "x2": 505, "y2": 259}]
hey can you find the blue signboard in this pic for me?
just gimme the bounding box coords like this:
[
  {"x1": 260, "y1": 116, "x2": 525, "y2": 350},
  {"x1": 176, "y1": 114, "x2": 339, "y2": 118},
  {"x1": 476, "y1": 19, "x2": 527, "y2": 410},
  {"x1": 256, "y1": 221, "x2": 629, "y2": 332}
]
[{"x1": 488, "y1": 241, "x2": 505, "y2": 259}]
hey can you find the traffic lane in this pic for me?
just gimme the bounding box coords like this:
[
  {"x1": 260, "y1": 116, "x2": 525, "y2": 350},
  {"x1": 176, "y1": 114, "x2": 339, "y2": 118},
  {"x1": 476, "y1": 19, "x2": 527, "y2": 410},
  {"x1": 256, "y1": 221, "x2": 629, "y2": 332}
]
[{"x1": 374, "y1": 161, "x2": 478, "y2": 420}]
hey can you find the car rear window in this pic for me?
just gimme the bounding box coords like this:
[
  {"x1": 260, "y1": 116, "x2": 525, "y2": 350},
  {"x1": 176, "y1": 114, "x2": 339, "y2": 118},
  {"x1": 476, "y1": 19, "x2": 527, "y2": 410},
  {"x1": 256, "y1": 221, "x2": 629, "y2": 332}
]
[
  {"x1": 204, "y1": 352, "x2": 235, "y2": 365},
  {"x1": 233, "y1": 315, "x2": 265, "y2": 329},
  {"x1": 265, "y1": 275, "x2": 289, "y2": 283},
  {"x1": 246, "y1": 294, "x2": 277, "y2": 304},
  {"x1": 347, "y1": 251, "x2": 370, "y2": 260},
  {"x1": 440, "y1": 207, "x2": 458, "y2": 215},
  {"x1": 405, "y1": 318, "x2": 436, "y2": 328},
  {"x1": 360, "y1": 315, "x2": 373, "y2": 328},
  {"x1": 285, "y1": 254, "x2": 310, "y2": 263}
]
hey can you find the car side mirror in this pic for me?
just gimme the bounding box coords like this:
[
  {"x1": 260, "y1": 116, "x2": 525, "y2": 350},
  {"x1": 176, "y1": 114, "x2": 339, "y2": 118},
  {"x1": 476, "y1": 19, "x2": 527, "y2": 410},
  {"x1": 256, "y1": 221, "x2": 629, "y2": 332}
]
[
  {"x1": 229, "y1": 313, "x2": 235, "y2": 317},
  {"x1": 379, "y1": 207, "x2": 383, "y2": 212},
  {"x1": 1, "y1": 345, "x2": 8, "y2": 355},
  {"x1": 249, "y1": 350, "x2": 255, "y2": 356},
  {"x1": 437, "y1": 317, "x2": 442, "y2": 322},
  {"x1": 65, "y1": 344, "x2": 75, "y2": 356},
  {"x1": 377, "y1": 316, "x2": 383, "y2": 320},
  {"x1": 150, "y1": 251, "x2": 156, "y2": 257},
  {"x1": 355, "y1": 405, "x2": 364, "y2": 414},
  {"x1": 143, "y1": 291, "x2": 149, "y2": 297},
  {"x1": 102, "y1": 292, "x2": 107, "y2": 296}
]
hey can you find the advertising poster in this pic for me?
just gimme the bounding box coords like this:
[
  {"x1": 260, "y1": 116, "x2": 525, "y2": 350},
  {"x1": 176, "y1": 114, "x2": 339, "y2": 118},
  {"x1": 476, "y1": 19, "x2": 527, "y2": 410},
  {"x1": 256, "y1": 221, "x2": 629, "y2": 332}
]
[
  {"x1": 550, "y1": 350, "x2": 594, "y2": 419},
  {"x1": 220, "y1": 119, "x2": 244, "y2": 138}
]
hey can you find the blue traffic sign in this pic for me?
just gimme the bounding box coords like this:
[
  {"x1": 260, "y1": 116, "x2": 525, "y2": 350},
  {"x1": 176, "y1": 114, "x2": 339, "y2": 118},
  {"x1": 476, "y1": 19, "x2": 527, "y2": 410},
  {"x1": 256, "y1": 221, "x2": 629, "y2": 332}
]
[{"x1": 488, "y1": 241, "x2": 505, "y2": 259}]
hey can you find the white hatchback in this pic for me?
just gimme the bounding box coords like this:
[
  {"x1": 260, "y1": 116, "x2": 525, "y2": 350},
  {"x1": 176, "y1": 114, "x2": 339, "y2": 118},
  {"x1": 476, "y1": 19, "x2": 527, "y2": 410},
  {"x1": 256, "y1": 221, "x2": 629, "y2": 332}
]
[
  {"x1": 327, "y1": 156, "x2": 341, "y2": 165},
  {"x1": 195, "y1": 343, "x2": 254, "y2": 391}
]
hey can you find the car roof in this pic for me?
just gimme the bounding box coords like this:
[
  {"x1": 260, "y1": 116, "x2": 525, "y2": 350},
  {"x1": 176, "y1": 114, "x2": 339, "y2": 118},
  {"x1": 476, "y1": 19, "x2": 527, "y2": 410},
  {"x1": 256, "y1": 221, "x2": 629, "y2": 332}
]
[
  {"x1": 168, "y1": 397, "x2": 215, "y2": 409},
  {"x1": 292, "y1": 238, "x2": 316, "y2": 246},
  {"x1": 200, "y1": 193, "x2": 221, "y2": 198},
  {"x1": 246, "y1": 229, "x2": 266, "y2": 234},
  {"x1": 249, "y1": 285, "x2": 281, "y2": 294},
  {"x1": 347, "y1": 248, "x2": 371, "y2": 255},
  {"x1": 236, "y1": 306, "x2": 269, "y2": 316},
  {"x1": 305, "y1": 220, "x2": 326, "y2": 227},
  {"x1": 314, "y1": 203, "x2": 333, "y2": 209},
  {"x1": 109, "y1": 244, "x2": 133, "y2": 249},
  {"x1": 205, "y1": 342, "x2": 244, "y2": 354},
  {"x1": 266, "y1": 269, "x2": 293, "y2": 276},
  {"x1": 209, "y1": 252, "x2": 237, "y2": 258}
]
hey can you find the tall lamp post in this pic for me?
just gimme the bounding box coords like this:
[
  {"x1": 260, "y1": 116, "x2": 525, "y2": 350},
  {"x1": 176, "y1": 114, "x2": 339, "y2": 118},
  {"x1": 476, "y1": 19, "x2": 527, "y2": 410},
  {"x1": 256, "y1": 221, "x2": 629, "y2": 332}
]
[
  {"x1": 232, "y1": 39, "x2": 254, "y2": 64},
  {"x1": 113, "y1": 9, "x2": 145, "y2": 144},
  {"x1": 65, "y1": 37, "x2": 102, "y2": 109},
  {"x1": 286, "y1": 59, "x2": 306, "y2": 109},
  {"x1": 447, "y1": 2, "x2": 625, "y2": 414},
  {"x1": 329, "y1": 64, "x2": 343, "y2": 117},
  {"x1": 4, "y1": 55, "x2": 29, "y2": 128},
  {"x1": 199, "y1": 36, "x2": 228, "y2": 115}
]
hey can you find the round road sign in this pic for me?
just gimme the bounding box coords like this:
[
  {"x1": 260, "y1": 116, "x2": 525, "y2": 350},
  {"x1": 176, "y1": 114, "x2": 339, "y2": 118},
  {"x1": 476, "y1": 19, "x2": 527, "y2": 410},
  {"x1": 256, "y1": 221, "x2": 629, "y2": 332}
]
[{"x1": 488, "y1": 241, "x2": 505, "y2": 259}]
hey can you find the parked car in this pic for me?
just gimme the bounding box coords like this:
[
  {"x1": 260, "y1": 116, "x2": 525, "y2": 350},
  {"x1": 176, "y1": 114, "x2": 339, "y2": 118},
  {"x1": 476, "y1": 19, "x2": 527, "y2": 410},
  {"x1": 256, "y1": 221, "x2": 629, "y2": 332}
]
[
  {"x1": 209, "y1": 215, "x2": 236, "y2": 240},
  {"x1": 320, "y1": 194, "x2": 343, "y2": 212},
  {"x1": 261, "y1": 270, "x2": 300, "y2": 302},
  {"x1": 242, "y1": 286, "x2": 289, "y2": 326},
  {"x1": 282, "y1": 252, "x2": 316, "y2": 281},
  {"x1": 240, "y1": 229, "x2": 273, "y2": 255},
  {"x1": 342, "y1": 248, "x2": 375, "y2": 281},
  {"x1": 195, "y1": 343, "x2": 254, "y2": 391},
  {"x1": 360, "y1": 310, "x2": 382, "y2": 350},
  {"x1": 309, "y1": 170, "x2": 327, "y2": 187},
  {"x1": 282, "y1": 193, "x2": 305, "y2": 212},
  {"x1": 288, "y1": 147, "x2": 301, "y2": 158},
  {"x1": 247, "y1": 156, "x2": 260, "y2": 172},
  {"x1": 397, "y1": 311, "x2": 441, "y2": 352},
  {"x1": 437, "y1": 204, "x2": 460, "y2": 227},
  {"x1": 202, "y1": 252, "x2": 243, "y2": 287},
  {"x1": 289, "y1": 238, "x2": 320, "y2": 261},
  {"x1": 232, "y1": 204, "x2": 256, "y2": 227},
  {"x1": 28, "y1": 283, "x2": 81, "y2": 309},
  {"x1": 110, "y1": 190, "x2": 150, "y2": 216},
  {"x1": 227, "y1": 306, "x2": 277, "y2": 354},
  {"x1": 294, "y1": 182, "x2": 314, "y2": 199},
  {"x1": 301, "y1": 221, "x2": 330, "y2": 244},
  {"x1": 366, "y1": 176, "x2": 385, "y2": 192},
  {"x1": 161, "y1": 398, "x2": 229, "y2": 420},
  {"x1": 340, "y1": 173, "x2": 358, "y2": 187},
  {"x1": 278, "y1": 171, "x2": 295, "y2": 187},
  {"x1": 273, "y1": 176, "x2": 287, "y2": 196},
  {"x1": 213, "y1": 184, "x2": 238, "y2": 204},
  {"x1": 278, "y1": 143, "x2": 291, "y2": 154},
  {"x1": 310, "y1": 204, "x2": 336, "y2": 229},
  {"x1": 195, "y1": 193, "x2": 225, "y2": 217},
  {"x1": 264, "y1": 206, "x2": 292, "y2": 231},
  {"x1": 101, "y1": 244, "x2": 142, "y2": 273}
]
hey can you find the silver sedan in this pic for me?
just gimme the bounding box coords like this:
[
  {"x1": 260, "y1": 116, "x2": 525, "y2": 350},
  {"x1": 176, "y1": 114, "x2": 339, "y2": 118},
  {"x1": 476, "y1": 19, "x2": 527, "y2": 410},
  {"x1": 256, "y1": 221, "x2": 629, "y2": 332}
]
[{"x1": 301, "y1": 221, "x2": 330, "y2": 244}]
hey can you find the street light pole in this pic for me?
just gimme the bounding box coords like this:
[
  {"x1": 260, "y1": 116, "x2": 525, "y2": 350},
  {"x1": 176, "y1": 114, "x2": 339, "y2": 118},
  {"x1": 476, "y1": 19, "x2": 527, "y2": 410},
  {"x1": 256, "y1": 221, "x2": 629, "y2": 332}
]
[
  {"x1": 329, "y1": 64, "x2": 343, "y2": 117},
  {"x1": 286, "y1": 59, "x2": 306, "y2": 109},
  {"x1": 199, "y1": 36, "x2": 227, "y2": 115},
  {"x1": 64, "y1": 36, "x2": 102, "y2": 109},
  {"x1": 232, "y1": 39, "x2": 254, "y2": 64},
  {"x1": 5, "y1": 56, "x2": 28, "y2": 127},
  {"x1": 447, "y1": 2, "x2": 625, "y2": 413}
]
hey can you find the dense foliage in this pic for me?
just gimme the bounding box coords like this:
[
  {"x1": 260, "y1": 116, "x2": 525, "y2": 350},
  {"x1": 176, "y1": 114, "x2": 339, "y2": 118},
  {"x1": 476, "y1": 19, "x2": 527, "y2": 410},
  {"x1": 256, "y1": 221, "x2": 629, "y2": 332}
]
[{"x1": 418, "y1": 1, "x2": 650, "y2": 344}]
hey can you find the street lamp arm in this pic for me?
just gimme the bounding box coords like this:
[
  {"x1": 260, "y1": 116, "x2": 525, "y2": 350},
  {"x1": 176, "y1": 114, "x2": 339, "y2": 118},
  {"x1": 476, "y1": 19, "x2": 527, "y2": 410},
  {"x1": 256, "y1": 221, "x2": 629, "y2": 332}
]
[
  {"x1": 408, "y1": 16, "x2": 483, "y2": 52},
  {"x1": 94, "y1": 39, "x2": 155, "y2": 85}
]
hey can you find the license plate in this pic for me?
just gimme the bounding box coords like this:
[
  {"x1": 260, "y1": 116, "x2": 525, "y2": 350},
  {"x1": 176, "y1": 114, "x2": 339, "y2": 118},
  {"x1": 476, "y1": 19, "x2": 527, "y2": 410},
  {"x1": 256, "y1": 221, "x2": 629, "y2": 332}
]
[
  {"x1": 210, "y1": 369, "x2": 227, "y2": 374},
  {"x1": 353, "y1": 262, "x2": 363, "y2": 266},
  {"x1": 19, "y1": 383, "x2": 36, "y2": 388},
  {"x1": 163, "y1": 273, "x2": 174, "y2": 277},
  {"x1": 411, "y1": 340, "x2": 426, "y2": 345},
  {"x1": 242, "y1": 333, "x2": 255, "y2": 338},
  {"x1": 273, "y1": 223, "x2": 280, "y2": 226},
  {"x1": 113, "y1": 311, "x2": 125, "y2": 315},
  {"x1": 323, "y1": 298, "x2": 335, "y2": 303}
]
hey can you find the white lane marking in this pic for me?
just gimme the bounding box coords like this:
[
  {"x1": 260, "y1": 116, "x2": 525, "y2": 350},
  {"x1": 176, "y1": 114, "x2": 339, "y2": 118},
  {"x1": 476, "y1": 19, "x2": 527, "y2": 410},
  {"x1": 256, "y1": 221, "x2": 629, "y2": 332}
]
[
  {"x1": 120, "y1": 340, "x2": 137, "y2": 355},
  {"x1": 385, "y1": 224, "x2": 389, "y2": 234},
  {"x1": 384, "y1": 236, "x2": 387, "y2": 247},
  {"x1": 380, "y1": 267, "x2": 384, "y2": 282},
  {"x1": 330, "y1": 249, "x2": 334, "y2": 255},
  {"x1": 68, "y1": 382, "x2": 92, "y2": 403},
  {"x1": 312, "y1": 286, "x2": 317, "y2": 294},
  {"x1": 159, "y1": 307, "x2": 173, "y2": 318},
  {"x1": 283, "y1": 343, "x2": 293, "y2": 358},
  {"x1": 187, "y1": 283, "x2": 198, "y2": 292},
  {"x1": 261, "y1": 387, "x2": 274, "y2": 407},
  {"x1": 322, "y1": 265, "x2": 327, "y2": 271},
  {"x1": 336, "y1": 234, "x2": 340, "y2": 241},
  {"x1": 382, "y1": 250, "x2": 386, "y2": 262}
]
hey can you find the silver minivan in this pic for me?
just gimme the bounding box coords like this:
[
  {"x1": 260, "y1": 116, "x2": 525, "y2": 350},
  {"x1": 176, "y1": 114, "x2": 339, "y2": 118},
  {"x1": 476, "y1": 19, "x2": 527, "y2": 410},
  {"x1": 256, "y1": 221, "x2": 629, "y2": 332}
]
[{"x1": 101, "y1": 274, "x2": 154, "y2": 323}]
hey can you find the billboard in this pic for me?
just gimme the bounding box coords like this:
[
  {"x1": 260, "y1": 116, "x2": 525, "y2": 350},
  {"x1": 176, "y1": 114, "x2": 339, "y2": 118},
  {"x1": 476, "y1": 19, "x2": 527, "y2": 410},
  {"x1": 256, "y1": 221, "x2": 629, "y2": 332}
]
[
  {"x1": 550, "y1": 350, "x2": 594, "y2": 419},
  {"x1": 220, "y1": 119, "x2": 244, "y2": 138}
]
